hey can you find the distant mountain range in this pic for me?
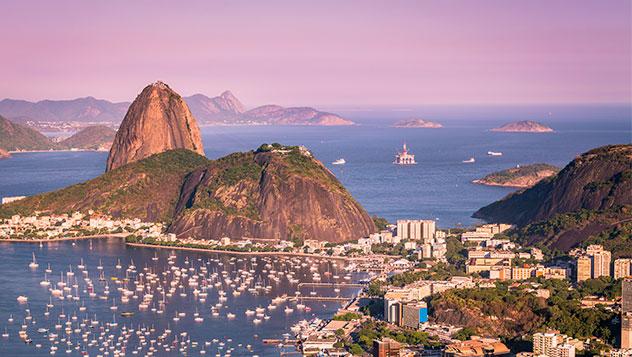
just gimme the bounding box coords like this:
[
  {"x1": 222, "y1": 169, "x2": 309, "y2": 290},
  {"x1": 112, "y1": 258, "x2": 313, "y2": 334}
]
[{"x1": 0, "y1": 91, "x2": 353, "y2": 128}]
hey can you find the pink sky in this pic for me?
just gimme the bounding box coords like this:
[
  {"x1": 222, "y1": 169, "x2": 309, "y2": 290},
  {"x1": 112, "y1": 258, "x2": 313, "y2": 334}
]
[{"x1": 0, "y1": 0, "x2": 630, "y2": 106}]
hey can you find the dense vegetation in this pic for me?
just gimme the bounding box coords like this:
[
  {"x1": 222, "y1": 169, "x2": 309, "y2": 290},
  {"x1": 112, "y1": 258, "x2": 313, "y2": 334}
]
[
  {"x1": 332, "y1": 312, "x2": 363, "y2": 321},
  {"x1": 59, "y1": 125, "x2": 116, "y2": 150},
  {"x1": 431, "y1": 280, "x2": 620, "y2": 347},
  {"x1": 372, "y1": 216, "x2": 390, "y2": 231},
  {"x1": 583, "y1": 221, "x2": 632, "y2": 258},
  {"x1": 189, "y1": 151, "x2": 263, "y2": 221},
  {"x1": 0, "y1": 115, "x2": 55, "y2": 151},
  {"x1": 474, "y1": 144, "x2": 632, "y2": 228},
  {"x1": 507, "y1": 206, "x2": 632, "y2": 256},
  {"x1": 0, "y1": 149, "x2": 210, "y2": 222}
]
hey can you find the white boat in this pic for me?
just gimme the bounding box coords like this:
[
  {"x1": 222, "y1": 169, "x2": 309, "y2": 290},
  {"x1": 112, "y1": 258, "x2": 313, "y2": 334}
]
[
  {"x1": 487, "y1": 151, "x2": 503, "y2": 156},
  {"x1": 332, "y1": 158, "x2": 346, "y2": 165},
  {"x1": 29, "y1": 253, "x2": 39, "y2": 269},
  {"x1": 462, "y1": 157, "x2": 475, "y2": 163}
]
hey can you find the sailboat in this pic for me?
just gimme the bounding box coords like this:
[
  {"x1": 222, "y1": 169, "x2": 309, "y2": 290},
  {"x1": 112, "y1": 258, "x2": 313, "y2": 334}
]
[{"x1": 29, "y1": 252, "x2": 39, "y2": 269}]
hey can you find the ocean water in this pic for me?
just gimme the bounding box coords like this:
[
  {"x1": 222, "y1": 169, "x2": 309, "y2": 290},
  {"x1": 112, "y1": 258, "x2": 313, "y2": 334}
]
[
  {"x1": 1, "y1": 105, "x2": 630, "y2": 228},
  {"x1": 0, "y1": 239, "x2": 360, "y2": 356},
  {"x1": 0, "y1": 105, "x2": 629, "y2": 356}
]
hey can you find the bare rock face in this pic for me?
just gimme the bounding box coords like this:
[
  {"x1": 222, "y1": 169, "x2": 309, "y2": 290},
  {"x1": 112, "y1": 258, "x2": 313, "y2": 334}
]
[
  {"x1": 168, "y1": 144, "x2": 376, "y2": 242},
  {"x1": 106, "y1": 81, "x2": 204, "y2": 171}
]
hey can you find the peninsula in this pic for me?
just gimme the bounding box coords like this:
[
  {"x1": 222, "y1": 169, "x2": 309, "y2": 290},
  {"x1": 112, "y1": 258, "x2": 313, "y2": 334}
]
[{"x1": 472, "y1": 163, "x2": 559, "y2": 188}]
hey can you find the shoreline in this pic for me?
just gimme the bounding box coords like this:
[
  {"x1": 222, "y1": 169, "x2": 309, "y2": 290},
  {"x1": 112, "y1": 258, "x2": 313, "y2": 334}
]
[
  {"x1": 0, "y1": 235, "x2": 387, "y2": 261},
  {"x1": 471, "y1": 179, "x2": 528, "y2": 189},
  {"x1": 8, "y1": 149, "x2": 108, "y2": 154},
  {"x1": 0, "y1": 233, "x2": 126, "y2": 243},
  {"x1": 125, "y1": 242, "x2": 352, "y2": 260}
]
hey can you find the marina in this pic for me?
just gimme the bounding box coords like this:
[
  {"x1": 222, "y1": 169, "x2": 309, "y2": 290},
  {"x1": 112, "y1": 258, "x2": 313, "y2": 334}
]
[{"x1": 0, "y1": 238, "x2": 366, "y2": 356}]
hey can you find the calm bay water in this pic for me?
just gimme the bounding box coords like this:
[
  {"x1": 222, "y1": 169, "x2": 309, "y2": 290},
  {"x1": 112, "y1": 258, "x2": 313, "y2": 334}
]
[
  {"x1": 0, "y1": 238, "x2": 359, "y2": 356},
  {"x1": 1, "y1": 106, "x2": 630, "y2": 228},
  {"x1": 0, "y1": 106, "x2": 629, "y2": 355}
]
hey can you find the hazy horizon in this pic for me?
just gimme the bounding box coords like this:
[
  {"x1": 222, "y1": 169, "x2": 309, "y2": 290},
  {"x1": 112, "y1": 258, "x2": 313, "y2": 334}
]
[{"x1": 1, "y1": 0, "x2": 630, "y2": 107}]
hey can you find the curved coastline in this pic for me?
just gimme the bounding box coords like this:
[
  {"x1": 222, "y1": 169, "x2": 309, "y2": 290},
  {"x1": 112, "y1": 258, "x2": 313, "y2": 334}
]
[
  {"x1": 124, "y1": 241, "x2": 353, "y2": 261},
  {"x1": 0, "y1": 233, "x2": 126, "y2": 243},
  {"x1": 1, "y1": 234, "x2": 391, "y2": 263}
]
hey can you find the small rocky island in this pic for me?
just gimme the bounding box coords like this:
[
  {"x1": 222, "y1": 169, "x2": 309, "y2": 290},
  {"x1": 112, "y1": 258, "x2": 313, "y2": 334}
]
[
  {"x1": 393, "y1": 118, "x2": 443, "y2": 128},
  {"x1": 491, "y1": 120, "x2": 553, "y2": 133},
  {"x1": 473, "y1": 163, "x2": 559, "y2": 188}
]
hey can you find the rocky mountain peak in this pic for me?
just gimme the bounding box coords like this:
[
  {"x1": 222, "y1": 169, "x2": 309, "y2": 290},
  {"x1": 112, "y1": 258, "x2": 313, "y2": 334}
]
[
  {"x1": 217, "y1": 90, "x2": 245, "y2": 113},
  {"x1": 105, "y1": 81, "x2": 204, "y2": 172}
]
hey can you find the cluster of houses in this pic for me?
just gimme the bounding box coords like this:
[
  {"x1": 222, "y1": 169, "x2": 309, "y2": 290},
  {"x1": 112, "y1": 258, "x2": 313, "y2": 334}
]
[
  {"x1": 0, "y1": 211, "x2": 162, "y2": 240},
  {"x1": 461, "y1": 224, "x2": 569, "y2": 281}
]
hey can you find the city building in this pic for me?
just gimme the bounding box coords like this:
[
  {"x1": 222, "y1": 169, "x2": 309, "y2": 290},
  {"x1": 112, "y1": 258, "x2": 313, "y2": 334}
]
[
  {"x1": 611, "y1": 349, "x2": 632, "y2": 357},
  {"x1": 401, "y1": 302, "x2": 428, "y2": 329},
  {"x1": 397, "y1": 219, "x2": 436, "y2": 241},
  {"x1": 373, "y1": 338, "x2": 401, "y2": 357},
  {"x1": 624, "y1": 278, "x2": 632, "y2": 313},
  {"x1": 475, "y1": 223, "x2": 513, "y2": 235},
  {"x1": 586, "y1": 245, "x2": 612, "y2": 278},
  {"x1": 384, "y1": 298, "x2": 403, "y2": 325},
  {"x1": 615, "y1": 259, "x2": 632, "y2": 279},
  {"x1": 1, "y1": 196, "x2": 26, "y2": 204},
  {"x1": 622, "y1": 313, "x2": 632, "y2": 349},
  {"x1": 575, "y1": 245, "x2": 612, "y2": 282},
  {"x1": 576, "y1": 256, "x2": 592, "y2": 282},
  {"x1": 460, "y1": 231, "x2": 494, "y2": 244},
  {"x1": 533, "y1": 332, "x2": 576, "y2": 357}
]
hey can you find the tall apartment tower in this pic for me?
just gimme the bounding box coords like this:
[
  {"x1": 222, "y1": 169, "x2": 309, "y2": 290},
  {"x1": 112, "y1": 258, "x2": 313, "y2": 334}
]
[
  {"x1": 614, "y1": 259, "x2": 632, "y2": 279},
  {"x1": 533, "y1": 332, "x2": 558, "y2": 356},
  {"x1": 586, "y1": 245, "x2": 611, "y2": 278},
  {"x1": 623, "y1": 278, "x2": 632, "y2": 314},
  {"x1": 396, "y1": 219, "x2": 436, "y2": 240},
  {"x1": 576, "y1": 256, "x2": 592, "y2": 282},
  {"x1": 622, "y1": 312, "x2": 632, "y2": 349}
]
